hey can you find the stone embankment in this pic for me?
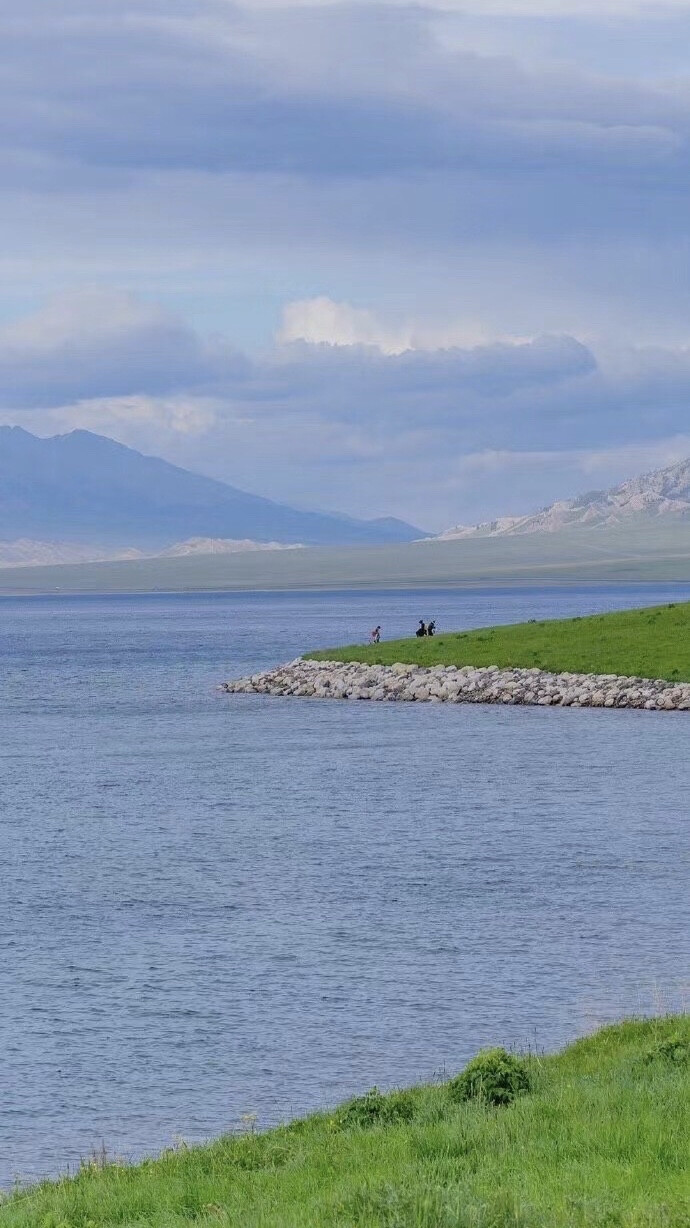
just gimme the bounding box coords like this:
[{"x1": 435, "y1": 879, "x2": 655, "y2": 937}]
[{"x1": 223, "y1": 659, "x2": 690, "y2": 710}]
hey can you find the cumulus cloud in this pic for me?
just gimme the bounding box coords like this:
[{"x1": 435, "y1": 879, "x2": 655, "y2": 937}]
[
  {"x1": 279, "y1": 298, "x2": 495, "y2": 353},
  {"x1": 0, "y1": 289, "x2": 595, "y2": 416}
]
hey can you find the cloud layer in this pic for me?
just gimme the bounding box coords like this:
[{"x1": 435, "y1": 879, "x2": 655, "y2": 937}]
[
  {"x1": 4, "y1": 290, "x2": 690, "y2": 531},
  {"x1": 3, "y1": 2, "x2": 690, "y2": 528}
]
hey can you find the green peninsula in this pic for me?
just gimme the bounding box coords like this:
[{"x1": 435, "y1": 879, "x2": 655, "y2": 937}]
[{"x1": 308, "y1": 601, "x2": 690, "y2": 682}]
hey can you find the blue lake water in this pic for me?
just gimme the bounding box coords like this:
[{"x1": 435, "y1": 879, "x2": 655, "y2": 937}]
[{"x1": 0, "y1": 584, "x2": 689, "y2": 1186}]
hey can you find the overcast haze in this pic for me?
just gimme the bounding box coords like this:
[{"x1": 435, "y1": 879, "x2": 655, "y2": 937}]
[{"x1": 4, "y1": 0, "x2": 690, "y2": 530}]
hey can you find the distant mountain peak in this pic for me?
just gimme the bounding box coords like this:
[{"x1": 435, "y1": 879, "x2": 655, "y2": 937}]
[
  {"x1": 0, "y1": 426, "x2": 426, "y2": 548},
  {"x1": 437, "y1": 455, "x2": 690, "y2": 539}
]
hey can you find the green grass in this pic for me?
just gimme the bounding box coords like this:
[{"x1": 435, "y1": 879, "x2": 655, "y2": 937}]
[
  {"x1": 2, "y1": 1016, "x2": 688, "y2": 1227},
  {"x1": 307, "y1": 601, "x2": 690, "y2": 682}
]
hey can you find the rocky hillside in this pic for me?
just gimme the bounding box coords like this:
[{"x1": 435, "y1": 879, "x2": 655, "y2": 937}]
[{"x1": 438, "y1": 457, "x2": 690, "y2": 538}]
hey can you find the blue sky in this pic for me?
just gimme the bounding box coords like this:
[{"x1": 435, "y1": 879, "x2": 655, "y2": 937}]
[{"x1": 4, "y1": 0, "x2": 690, "y2": 530}]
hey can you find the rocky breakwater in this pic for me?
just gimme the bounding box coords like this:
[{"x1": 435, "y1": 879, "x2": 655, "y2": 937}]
[{"x1": 223, "y1": 659, "x2": 690, "y2": 710}]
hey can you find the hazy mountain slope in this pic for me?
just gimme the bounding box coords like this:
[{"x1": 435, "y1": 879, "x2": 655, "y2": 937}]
[
  {"x1": 0, "y1": 427, "x2": 424, "y2": 547},
  {"x1": 438, "y1": 457, "x2": 690, "y2": 539}
]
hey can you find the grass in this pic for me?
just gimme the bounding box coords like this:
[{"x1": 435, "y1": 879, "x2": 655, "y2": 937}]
[
  {"x1": 307, "y1": 602, "x2": 690, "y2": 682},
  {"x1": 1, "y1": 1016, "x2": 688, "y2": 1227}
]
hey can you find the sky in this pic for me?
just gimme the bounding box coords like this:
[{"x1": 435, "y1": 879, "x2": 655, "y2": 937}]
[{"x1": 4, "y1": 1, "x2": 690, "y2": 531}]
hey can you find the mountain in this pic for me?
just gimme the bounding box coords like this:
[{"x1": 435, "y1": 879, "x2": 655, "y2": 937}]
[
  {"x1": 437, "y1": 456, "x2": 690, "y2": 539},
  {"x1": 0, "y1": 427, "x2": 425, "y2": 548}
]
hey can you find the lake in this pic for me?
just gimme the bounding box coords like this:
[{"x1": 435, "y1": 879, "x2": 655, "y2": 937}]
[{"x1": 1, "y1": 585, "x2": 689, "y2": 1186}]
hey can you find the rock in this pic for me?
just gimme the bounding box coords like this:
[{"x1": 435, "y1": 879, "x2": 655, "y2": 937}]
[{"x1": 223, "y1": 660, "x2": 690, "y2": 714}]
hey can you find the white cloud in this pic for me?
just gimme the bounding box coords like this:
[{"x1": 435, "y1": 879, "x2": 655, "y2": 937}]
[{"x1": 278, "y1": 297, "x2": 499, "y2": 354}]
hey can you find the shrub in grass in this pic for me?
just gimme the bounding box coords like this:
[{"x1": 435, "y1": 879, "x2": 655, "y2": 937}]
[
  {"x1": 644, "y1": 1034, "x2": 690, "y2": 1067},
  {"x1": 449, "y1": 1048, "x2": 531, "y2": 1106},
  {"x1": 337, "y1": 1087, "x2": 417, "y2": 1128}
]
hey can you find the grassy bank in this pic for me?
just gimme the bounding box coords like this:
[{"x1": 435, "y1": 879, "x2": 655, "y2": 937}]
[
  {"x1": 1, "y1": 1016, "x2": 688, "y2": 1227},
  {"x1": 308, "y1": 601, "x2": 690, "y2": 681}
]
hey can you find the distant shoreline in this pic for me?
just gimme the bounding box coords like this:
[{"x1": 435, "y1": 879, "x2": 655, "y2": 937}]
[{"x1": 4, "y1": 577, "x2": 690, "y2": 600}]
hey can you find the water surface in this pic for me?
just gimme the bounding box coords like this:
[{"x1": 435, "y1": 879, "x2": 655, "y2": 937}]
[{"x1": 0, "y1": 585, "x2": 688, "y2": 1184}]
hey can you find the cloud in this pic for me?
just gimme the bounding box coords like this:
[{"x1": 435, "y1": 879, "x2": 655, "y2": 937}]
[
  {"x1": 0, "y1": 289, "x2": 594, "y2": 415},
  {"x1": 2, "y1": 0, "x2": 690, "y2": 356},
  {"x1": 1, "y1": 4, "x2": 685, "y2": 187},
  {"x1": 0, "y1": 290, "x2": 246, "y2": 408},
  {"x1": 4, "y1": 5, "x2": 690, "y2": 527},
  {"x1": 279, "y1": 297, "x2": 496, "y2": 353},
  {"x1": 266, "y1": 329, "x2": 596, "y2": 417},
  {"x1": 47, "y1": 394, "x2": 220, "y2": 438},
  {"x1": 7, "y1": 289, "x2": 690, "y2": 529},
  {"x1": 199, "y1": 0, "x2": 690, "y2": 13}
]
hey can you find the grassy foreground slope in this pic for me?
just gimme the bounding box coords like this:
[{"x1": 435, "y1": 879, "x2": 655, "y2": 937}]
[
  {"x1": 309, "y1": 602, "x2": 690, "y2": 681},
  {"x1": 1, "y1": 1017, "x2": 689, "y2": 1227}
]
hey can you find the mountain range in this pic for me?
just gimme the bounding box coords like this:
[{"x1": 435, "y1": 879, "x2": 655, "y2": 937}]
[
  {"x1": 5, "y1": 430, "x2": 690, "y2": 573},
  {"x1": 0, "y1": 427, "x2": 424, "y2": 558},
  {"x1": 437, "y1": 457, "x2": 690, "y2": 539}
]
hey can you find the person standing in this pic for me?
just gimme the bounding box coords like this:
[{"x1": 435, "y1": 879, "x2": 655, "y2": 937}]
[
  {"x1": 370, "y1": 625, "x2": 381, "y2": 644},
  {"x1": 416, "y1": 620, "x2": 426, "y2": 637}
]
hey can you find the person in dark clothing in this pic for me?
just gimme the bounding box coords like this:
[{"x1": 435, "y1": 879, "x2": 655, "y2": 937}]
[
  {"x1": 416, "y1": 620, "x2": 426, "y2": 637},
  {"x1": 427, "y1": 621, "x2": 436, "y2": 637}
]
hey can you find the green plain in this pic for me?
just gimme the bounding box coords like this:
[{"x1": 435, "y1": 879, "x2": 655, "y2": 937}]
[
  {"x1": 6, "y1": 520, "x2": 690, "y2": 593},
  {"x1": 1, "y1": 1017, "x2": 688, "y2": 1227},
  {"x1": 308, "y1": 601, "x2": 690, "y2": 681}
]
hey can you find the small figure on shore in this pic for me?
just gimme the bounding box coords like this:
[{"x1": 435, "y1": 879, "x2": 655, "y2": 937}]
[
  {"x1": 416, "y1": 620, "x2": 427, "y2": 637},
  {"x1": 427, "y1": 620, "x2": 436, "y2": 637},
  {"x1": 370, "y1": 625, "x2": 381, "y2": 644}
]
